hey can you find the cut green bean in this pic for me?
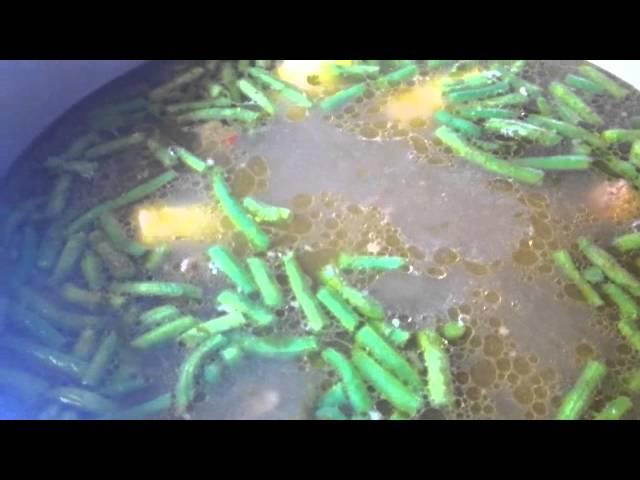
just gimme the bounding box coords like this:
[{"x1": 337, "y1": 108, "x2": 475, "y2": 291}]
[
  {"x1": 247, "y1": 256, "x2": 284, "y2": 308},
  {"x1": 602, "y1": 283, "x2": 639, "y2": 323},
  {"x1": 176, "y1": 107, "x2": 260, "y2": 124},
  {"x1": 571, "y1": 140, "x2": 592, "y2": 155},
  {"x1": 99, "y1": 212, "x2": 147, "y2": 257},
  {"x1": 594, "y1": 396, "x2": 632, "y2": 420},
  {"x1": 441, "y1": 321, "x2": 466, "y2": 341},
  {"x1": 237, "y1": 334, "x2": 319, "y2": 359},
  {"x1": 84, "y1": 132, "x2": 146, "y2": 160},
  {"x1": 178, "y1": 311, "x2": 246, "y2": 349},
  {"x1": 101, "y1": 374, "x2": 148, "y2": 398},
  {"x1": 435, "y1": 126, "x2": 544, "y2": 185},
  {"x1": 36, "y1": 224, "x2": 65, "y2": 270},
  {"x1": 45, "y1": 174, "x2": 73, "y2": 217},
  {"x1": 427, "y1": 60, "x2": 456, "y2": 71},
  {"x1": 208, "y1": 83, "x2": 224, "y2": 98},
  {"x1": 579, "y1": 64, "x2": 630, "y2": 100},
  {"x1": 556, "y1": 360, "x2": 607, "y2": 420},
  {"x1": 322, "y1": 348, "x2": 373, "y2": 414},
  {"x1": 444, "y1": 81, "x2": 511, "y2": 104},
  {"x1": 548, "y1": 81, "x2": 603, "y2": 126},
  {"x1": 443, "y1": 71, "x2": 501, "y2": 93},
  {"x1": 376, "y1": 64, "x2": 418, "y2": 85},
  {"x1": 221, "y1": 344, "x2": 244, "y2": 367},
  {"x1": 247, "y1": 67, "x2": 313, "y2": 108},
  {"x1": 484, "y1": 118, "x2": 562, "y2": 146},
  {"x1": 318, "y1": 383, "x2": 347, "y2": 409},
  {"x1": 283, "y1": 251, "x2": 327, "y2": 331},
  {"x1": 111, "y1": 281, "x2": 203, "y2": 300},
  {"x1": 207, "y1": 245, "x2": 257, "y2": 295},
  {"x1": 47, "y1": 159, "x2": 98, "y2": 178},
  {"x1": 82, "y1": 331, "x2": 118, "y2": 387},
  {"x1": 139, "y1": 305, "x2": 181, "y2": 329},
  {"x1": 331, "y1": 64, "x2": 380, "y2": 78},
  {"x1": 630, "y1": 141, "x2": 640, "y2": 168},
  {"x1": 80, "y1": 250, "x2": 106, "y2": 291},
  {"x1": 603, "y1": 129, "x2": 640, "y2": 145},
  {"x1": 525, "y1": 115, "x2": 606, "y2": 149},
  {"x1": 434, "y1": 110, "x2": 482, "y2": 137},
  {"x1": 621, "y1": 369, "x2": 640, "y2": 392},
  {"x1": 417, "y1": 330, "x2": 455, "y2": 409},
  {"x1": 71, "y1": 327, "x2": 97, "y2": 360},
  {"x1": 583, "y1": 265, "x2": 605, "y2": 284},
  {"x1": 149, "y1": 66, "x2": 206, "y2": 100},
  {"x1": 50, "y1": 387, "x2": 116, "y2": 414},
  {"x1": 61, "y1": 283, "x2": 103, "y2": 311},
  {"x1": 352, "y1": 348, "x2": 423, "y2": 416},
  {"x1": 316, "y1": 286, "x2": 360, "y2": 333},
  {"x1": 242, "y1": 197, "x2": 292, "y2": 224},
  {"x1": 551, "y1": 249, "x2": 604, "y2": 307},
  {"x1": 315, "y1": 406, "x2": 347, "y2": 420},
  {"x1": 90, "y1": 231, "x2": 137, "y2": 280},
  {"x1": 131, "y1": 315, "x2": 199, "y2": 349},
  {"x1": 355, "y1": 325, "x2": 422, "y2": 391},
  {"x1": 455, "y1": 106, "x2": 518, "y2": 120},
  {"x1": 464, "y1": 92, "x2": 529, "y2": 109},
  {"x1": 618, "y1": 320, "x2": 640, "y2": 353},
  {"x1": 174, "y1": 146, "x2": 208, "y2": 173},
  {"x1": 143, "y1": 246, "x2": 168, "y2": 273},
  {"x1": 146, "y1": 138, "x2": 178, "y2": 168},
  {"x1": 165, "y1": 97, "x2": 233, "y2": 114},
  {"x1": 216, "y1": 289, "x2": 274, "y2": 327},
  {"x1": 11, "y1": 303, "x2": 67, "y2": 349},
  {"x1": 236, "y1": 78, "x2": 275, "y2": 115},
  {"x1": 50, "y1": 231, "x2": 87, "y2": 283},
  {"x1": 318, "y1": 83, "x2": 367, "y2": 112},
  {"x1": 577, "y1": 236, "x2": 640, "y2": 297},
  {"x1": 535, "y1": 96, "x2": 554, "y2": 116},
  {"x1": 514, "y1": 155, "x2": 592, "y2": 171},
  {"x1": 211, "y1": 167, "x2": 270, "y2": 252},
  {"x1": 66, "y1": 170, "x2": 178, "y2": 235},
  {"x1": 337, "y1": 254, "x2": 407, "y2": 272},
  {"x1": 565, "y1": 74, "x2": 606, "y2": 95},
  {"x1": 0, "y1": 365, "x2": 49, "y2": 401},
  {"x1": 174, "y1": 334, "x2": 227, "y2": 417},
  {"x1": 55, "y1": 131, "x2": 101, "y2": 161},
  {"x1": 319, "y1": 264, "x2": 385, "y2": 321},
  {"x1": 613, "y1": 232, "x2": 640, "y2": 253},
  {"x1": 103, "y1": 392, "x2": 172, "y2": 419},
  {"x1": 0, "y1": 334, "x2": 87, "y2": 380}
]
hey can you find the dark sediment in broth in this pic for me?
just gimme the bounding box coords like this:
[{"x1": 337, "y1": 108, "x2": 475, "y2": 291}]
[{"x1": 2, "y1": 60, "x2": 640, "y2": 420}]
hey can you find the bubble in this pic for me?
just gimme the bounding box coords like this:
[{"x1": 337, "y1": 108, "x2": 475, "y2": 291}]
[
  {"x1": 433, "y1": 247, "x2": 460, "y2": 266},
  {"x1": 483, "y1": 335, "x2": 504, "y2": 358},
  {"x1": 470, "y1": 359, "x2": 496, "y2": 388}
]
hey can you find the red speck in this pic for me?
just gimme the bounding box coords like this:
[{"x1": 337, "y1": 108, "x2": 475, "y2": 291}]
[{"x1": 224, "y1": 134, "x2": 239, "y2": 147}]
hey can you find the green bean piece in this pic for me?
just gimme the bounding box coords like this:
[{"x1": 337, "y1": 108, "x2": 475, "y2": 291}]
[
  {"x1": 318, "y1": 83, "x2": 367, "y2": 112},
  {"x1": 101, "y1": 374, "x2": 148, "y2": 399},
  {"x1": 45, "y1": 174, "x2": 73, "y2": 217},
  {"x1": 242, "y1": 197, "x2": 292, "y2": 224},
  {"x1": 165, "y1": 97, "x2": 233, "y2": 114},
  {"x1": 435, "y1": 126, "x2": 545, "y2": 185},
  {"x1": 315, "y1": 406, "x2": 348, "y2": 420},
  {"x1": 176, "y1": 107, "x2": 261, "y2": 124},
  {"x1": 178, "y1": 311, "x2": 246, "y2": 349},
  {"x1": 50, "y1": 387, "x2": 116, "y2": 414},
  {"x1": 47, "y1": 159, "x2": 98, "y2": 178},
  {"x1": 84, "y1": 132, "x2": 146, "y2": 160},
  {"x1": 211, "y1": 167, "x2": 270, "y2": 252},
  {"x1": 208, "y1": 83, "x2": 224, "y2": 98},
  {"x1": 571, "y1": 140, "x2": 592, "y2": 155},
  {"x1": 319, "y1": 264, "x2": 385, "y2": 321},
  {"x1": 427, "y1": 60, "x2": 456, "y2": 71},
  {"x1": 355, "y1": 325, "x2": 422, "y2": 391},
  {"x1": 247, "y1": 256, "x2": 284, "y2": 308},
  {"x1": 316, "y1": 287, "x2": 360, "y2": 333},
  {"x1": 207, "y1": 245, "x2": 257, "y2": 295},
  {"x1": 146, "y1": 138, "x2": 177, "y2": 168},
  {"x1": 433, "y1": 110, "x2": 482, "y2": 137},
  {"x1": 145, "y1": 245, "x2": 170, "y2": 272},
  {"x1": 0, "y1": 334, "x2": 87, "y2": 380},
  {"x1": 318, "y1": 383, "x2": 348, "y2": 409},
  {"x1": 203, "y1": 361, "x2": 223, "y2": 385},
  {"x1": 139, "y1": 305, "x2": 181, "y2": 329},
  {"x1": 464, "y1": 92, "x2": 530, "y2": 109},
  {"x1": 374, "y1": 320, "x2": 412, "y2": 348},
  {"x1": 514, "y1": 154, "x2": 592, "y2": 171},
  {"x1": 577, "y1": 236, "x2": 640, "y2": 297},
  {"x1": 80, "y1": 250, "x2": 105, "y2": 291},
  {"x1": 454, "y1": 106, "x2": 518, "y2": 121},
  {"x1": 417, "y1": 330, "x2": 455, "y2": 409},
  {"x1": 10, "y1": 303, "x2": 67, "y2": 349},
  {"x1": 337, "y1": 254, "x2": 407, "y2": 272},
  {"x1": 55, "y1": 131, "x2": 101, "y2": 161},
  {"x1": 603, "y1": 129, "x2": 640, "y2": 145},
  {"x1": 498, "y1": 69, "x2": 543, "y2": 98},
  {"x1": 174, "y1": 146, "x2": 208, "y2": 173},
  {"x1": 111, "y1": 281, "x2": 203, "y2": 300},
  {"x1": 50, "y1": 231, "x2": 87, "y2": 283},
  {"x1": 236, "y1": 78, "x2": 275, "y2": 115},
  {"x1": 247, "y1": 67, "x2": 313, "y2": 108},
  {"x1": 99, "y1": 212, "x2": 147, "y2": 257},
  {"x1": 556, "y1": 360, "x2": 607, "y2": 420},
  {"x1": 484, "y1": 118, "x2": 562, "y2": 146},
  {"x1": 216, "y1": 289, "x2": 274, "y2": 327},
  {"x1": 0, "y1": 365, "x2": 49, "y2": 401},
  {"x1": 283, "y1": 252, "x2": 327, "y2": 331},
  {"x1": 36, "y1": 224, "x2": 64, "y2": 271},
  {"x1": 61, "y1": 283, "x2": 103, "y2": 311},
  {"x1": 72, "y1": 327, "x2": 98, "y2": 360},
  {"x1": 535, "y1": 96, "x2": 554, "y2": 116},
  {"x1": 551, "y1": 249, "x2": 604, "y2": 307},
  {"x1": 600, "y1": 153, "x2": 640, "y2": 190},
  {"x1": 509, "y1": 60, "x2": 527, "y2": 74},
  {"x1": 441, "y1": 321, "x2": 466, "y2": 341},
  {"x1": 594, "y1": 396, "x2": 632, "y2": 420},
  {"x1": 604, "y1": 283, "x2": 639, "y2": 323},
  {"x1": 564, "y1": 74, "x2": 606, "y2": 95},
  {"x1": 579, "y1": 64, "x2": 630, "y2": 100},
  {"x1": 612, "y1": 232, "x2": 640, "y2": 253},
  {"x1": 237, "y1": 334, "x2": 319, "y2": 359},
  {"x1": 103, "y1": 392, "x2": 172, "y2": 419},
  {"x1": 331, "y1": 64, "x2": 380, "y2": 78},
  {"x1": 443, "y1": 70, "x2": 501, "y2": 93},
  {"x1": 82, "y1": 331, "x2": 118, "y2": 387},
  {"x1": 630, "y1": 141, "x2": 640, "y2": 168},
  {"x1": 444, "y1": 81, "x2": 511, "y2": 104},
  {"x1": 618, "y1": 320, "x2": 640, "y2": 353},
  {"x1": 621, "y1": 369, "x2": 640, "y2": 392},
  {"x1": 548, "y1": 82, "x2": 603, "y2": 126},
  {"x1": 376, "y1": 64, "x2": 418, "y2": 86},
  {"x1": 221, "y1": 344, "x2": 244, "y2": 368},
  {"x1": 90, "y1": 231, "x2": 137, "y2": 280},
  {"x1": 149, "y1": 66, "x2": 206, "y2": 100},
  {"x1": 322, "y1": 348, "x2": 373, "y2": 414},
  {"x1": 582, "y1": 265, "x2": 605, "y2": 284},
  {"x1": 524, "y1": 115, "x2": 607, "y2": 149},
  {"x1": 174, "y1": 334, "x2": 228, "y2": 417},
  {"x1": 16, "y1": 287, "x2": 101, "y2": 332},
  {"x1": 131, "y1": 315, "x2": 199, "y2": 349},
  {"x1": 352, "y1": 348, "x2": 423, "y2": 416}
]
